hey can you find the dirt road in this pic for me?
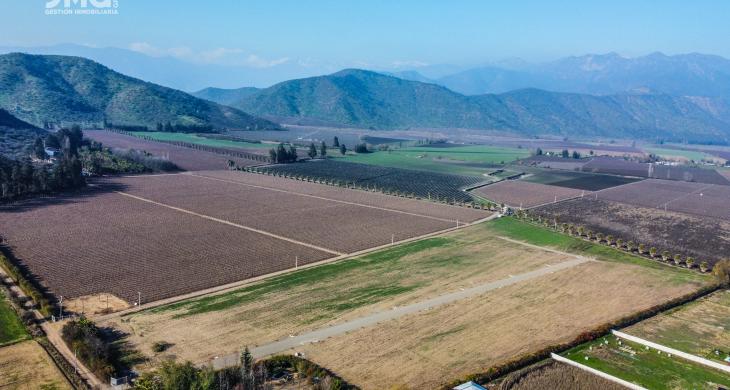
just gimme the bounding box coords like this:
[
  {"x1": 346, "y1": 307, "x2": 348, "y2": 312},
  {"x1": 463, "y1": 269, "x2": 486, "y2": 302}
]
[{"x1": 210, "y1": 256, "x2": 591, "y2": 369}]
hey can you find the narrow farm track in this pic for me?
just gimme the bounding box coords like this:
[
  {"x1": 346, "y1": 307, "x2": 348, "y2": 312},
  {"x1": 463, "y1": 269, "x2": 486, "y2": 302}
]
[
  {"x1": 210, "y1": 256, "x2": 592, "y2": 367},
  {"x1": 185, "y1": 172, "x2": 461, "y2": 224},
  {"x1": 115, "y1": 191, "x2": 344, "y2": 256}
]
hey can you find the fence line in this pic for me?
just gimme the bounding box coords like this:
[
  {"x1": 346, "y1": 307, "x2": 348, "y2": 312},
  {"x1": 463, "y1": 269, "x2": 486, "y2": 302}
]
[
  {"x1": 612, "y1": 330, "x2": 730, "y2": 374},
  {"x1": 550, "y1": 353, "x2": 647, "y2": 390}
]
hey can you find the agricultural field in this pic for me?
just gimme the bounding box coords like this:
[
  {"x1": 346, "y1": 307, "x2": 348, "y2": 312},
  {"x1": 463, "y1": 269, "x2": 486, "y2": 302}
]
[
  {"x1": 337, "y1": 144, "x2": 529, "y2": 176},
  {"x1": 129, "y1": 131, "x2": 270, "y2": 150},
  {"x1": 0, "y1": 172, "x2": 486, "y2": 304},
  {"x1": 626, "y1": 290, "x2": 730, "y2": 364},
  {"x1": 0, "y1": 292, "x2": 28, "y2": 346},
  {"x1": 493, "y1": 360, "x2": 624, "y2": 390},
  {"x1": 85, "y1": 130, "x2": 263, "y2": 171},
  {"x1": 596, "y1": 179, "x2": 730, "y2": 221},
  {"x1": 644, "y1": 146, "x2": 721, "y2": 163},
  {"x1": 257, "y1": 159, "x2": 486, "y2": 202},
  {"x1": 0, "y1": 340, "x2": 72, "y2": 390},
  {"x1": 294, "y1": 219, "x2": 708, "y2": 389},
  {"x1": 520, "y1": 169, "x2": 640, "y2": 191},
  {"x1": 471, "y1": 180, "x2": 589, "y2": 208},
  {"x1": 582, "y1": 156, "x2": 730, "y2": 185},
  {"x1": 562, "y1": 335, "x2": 730, "y2": 389},
  {"x1": 532, "y1": 197, "x2": 730, "y2": 267},
  {"x1": 104, "y1": 218, "x2": 709, "y2": 389}
]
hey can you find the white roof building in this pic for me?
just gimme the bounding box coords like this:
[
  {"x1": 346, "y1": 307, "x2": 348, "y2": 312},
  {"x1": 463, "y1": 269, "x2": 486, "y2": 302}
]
[{"x1": 453, "y1": 381, "x2": 487, "y2": 390}]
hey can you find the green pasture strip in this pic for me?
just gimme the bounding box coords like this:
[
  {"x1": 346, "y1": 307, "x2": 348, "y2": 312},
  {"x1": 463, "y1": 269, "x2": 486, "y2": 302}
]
[
  {"x1": 563, "y1": 336, "x2": 730, "y2": 389},
  {"x1": 146, "y1": 237, "x2": 452, "y2": 318},
  {"x1": 0, "y1": 292, "x2": 29, "y2": 346},
  {"x1": 484, "y1": 218, "x2": 707, "y2": 284},
  {"x1": 130, "y1": 132, "x2": 269, "y2": 149}
]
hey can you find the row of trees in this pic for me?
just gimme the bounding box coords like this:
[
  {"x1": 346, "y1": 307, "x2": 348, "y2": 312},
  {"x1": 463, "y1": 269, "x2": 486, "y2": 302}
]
[
  {"x1": 103, "y1": 120, "x2": 215, "y2": 133},
  {"x1": 269, "y1": 143, "x2": 298, "y2": 163},
  {"x1": 514, "y1": 210, "x2": 723, "y2": 274},
  {"x1": 307, "y1": 141, "x2": 327, "y2": 159},
  {"x1": 133, "y1": 348, "x2": 352, "y2": 390}
]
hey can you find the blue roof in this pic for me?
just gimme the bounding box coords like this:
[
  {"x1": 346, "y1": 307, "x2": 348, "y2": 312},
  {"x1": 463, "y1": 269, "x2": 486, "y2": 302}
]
[{"x1": 453, "y1": 381, "x2": 487, "y2": 390}]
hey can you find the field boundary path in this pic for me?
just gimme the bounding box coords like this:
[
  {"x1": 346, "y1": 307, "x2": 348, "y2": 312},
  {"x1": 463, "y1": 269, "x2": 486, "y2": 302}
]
[
  {"x1": 209, "y1": 256, "x2": 592, "y2": 369},
  {"x1": 612, "y1": 330, "x2": 730, "y2": 374},
  {"x1": 551, "y1": 353, "x2": 647, "y2": 390},
  {"x1": 96, "y1": 214, "x2": 498, "y2": 322},
  {"x1": 0, "y1": 268, "x2": 105, "y2": 389}
]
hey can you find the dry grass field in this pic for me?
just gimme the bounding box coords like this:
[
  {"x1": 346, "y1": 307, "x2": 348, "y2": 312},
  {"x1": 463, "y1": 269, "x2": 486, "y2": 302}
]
[
  {"x1": 625, "y1": 289, "x2": 730, "y2": 363},
  {"x1": 102, "y1": 218, "x2": 709, "y2": 389},
  {"x1": 103, "y1": 223, "x2": 569, "y2": 364},
  {"x1": 0, "y1": 340, "x2": 72, "y2": 390},
  {"x1": 296, "y1": 260, "x2": 704, "y2": 389}
]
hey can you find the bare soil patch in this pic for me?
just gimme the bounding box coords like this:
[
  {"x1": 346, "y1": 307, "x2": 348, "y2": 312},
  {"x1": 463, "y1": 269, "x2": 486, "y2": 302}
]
[{"x1": 472, "y1": 180, "x2": 589, "y2": 208}]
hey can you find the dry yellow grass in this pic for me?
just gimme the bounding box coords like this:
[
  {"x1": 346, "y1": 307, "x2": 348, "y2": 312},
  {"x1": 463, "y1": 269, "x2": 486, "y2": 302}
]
[
  {"x1": 297, "y1": 261, "x2": 705, "y2": 389},
  {"x1": 626, "y1": 289, "x2": 730, "y2": 361},
  {"x1": 63, "y1": 294, "x2": 130, "y2": 317},
  {"x1": 103, "y1": 225, "x2": 571, "y2": 365},
  {"x1": 0, "y1": 340, "x2": 72, "y2": 390}
]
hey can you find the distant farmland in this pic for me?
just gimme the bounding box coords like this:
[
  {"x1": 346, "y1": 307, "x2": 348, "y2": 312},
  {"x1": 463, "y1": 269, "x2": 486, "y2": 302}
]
[
  {"x1": 0, "y1": 172, "x2": 488, "y2": 303},
  {"x1": 595, "y1": 179, "x2": 730, "y2": 221},
  {"x1": 257, "y1": 159, "x2": 486, "y2": 202},
  {"x1": 85, "y1": 130, "x2": 264, "y2": 171},
  {"x1": 471, "y1": 181, "x2": 590, "y2": 208}
]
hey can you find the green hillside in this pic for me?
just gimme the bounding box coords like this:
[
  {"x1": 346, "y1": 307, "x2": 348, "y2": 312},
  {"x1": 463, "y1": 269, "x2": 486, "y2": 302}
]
[
  {"x1": 235, "y1": 69, "x2": 730, "y2": 142},
  {"x1": 0, "y1": 53, "x2": 279, "y2": 130}
]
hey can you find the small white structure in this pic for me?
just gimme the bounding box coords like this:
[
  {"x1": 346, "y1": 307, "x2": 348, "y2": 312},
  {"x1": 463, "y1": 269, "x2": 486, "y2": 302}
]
[{"x1": 453, "y1": 381, "x2": 487, "y2": 390}]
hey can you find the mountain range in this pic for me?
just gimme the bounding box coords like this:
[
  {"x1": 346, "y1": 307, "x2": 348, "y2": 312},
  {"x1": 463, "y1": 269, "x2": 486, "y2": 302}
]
[
  {"x1": 0, "y1": 53, "x2": 279, "y2": 130},
  {"x1": 397, "y1": 52, "x2": 730, "y2": 97},
  {"x1": 192, "y1": 87, "x2": 261, "y2": 106},
  {"x1": 232, "y1": 69, "x2": 730, "y2": 142}
]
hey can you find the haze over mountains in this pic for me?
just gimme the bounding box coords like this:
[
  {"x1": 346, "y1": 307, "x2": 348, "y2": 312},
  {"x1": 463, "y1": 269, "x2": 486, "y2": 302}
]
[
  {"x1": 402, "y1": 52, "x2": 730, "y2": 97},
  {"x1": 0, "y1": 53, "x2": 278, "y2": 130}
]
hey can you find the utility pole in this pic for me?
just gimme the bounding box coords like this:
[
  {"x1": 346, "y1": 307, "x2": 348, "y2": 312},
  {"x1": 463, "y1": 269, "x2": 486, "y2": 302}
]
[
  {"x1": 138, "y1": 291, "x2": 141, "y2": 307},
  {"x1": 58, "y1": 296, "x2": 63, "y2": 319},
  {"x1": 295, "y1": 255, "x2": 298, "y2": 270},
  {"x1": 391, "y1": 234, "x2": 395, "y2": 245}
]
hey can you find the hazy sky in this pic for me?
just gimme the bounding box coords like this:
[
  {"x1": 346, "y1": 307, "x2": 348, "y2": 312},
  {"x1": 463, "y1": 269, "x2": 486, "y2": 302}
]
[{"x1": 2, "y1": 0, "x2": 730, "y2": 71}]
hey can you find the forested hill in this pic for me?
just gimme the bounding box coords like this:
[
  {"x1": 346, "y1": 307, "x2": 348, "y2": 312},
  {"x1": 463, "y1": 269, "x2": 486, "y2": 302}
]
[
  {"x1": 192, "y1": 87, "x2": 261, "y2": 106},
  {"x1": 0, "y1": 108, "x2": 35, "y2": 128},
  {"x1": 234, "y1": 69, "x2": 730, "y2": 142},
  {"x1": 0, "y1": 53, "x2": 279, "y2": 130}
]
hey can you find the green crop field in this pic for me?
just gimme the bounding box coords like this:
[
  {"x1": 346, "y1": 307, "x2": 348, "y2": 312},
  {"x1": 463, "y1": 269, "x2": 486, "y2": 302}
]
[
  {"x1": 130, "y1": 132, "x2": 270, "y2": 150},
  {"x1": 484, "y1": 218, "x2": 707, "y2": 283},
  {"x1": 336, "y1": 145, "x2": 529, "y2": 176},
  {"x1": 0, "y1": 292, "x2": 28, "y2": 346},
  {"x1": 563, "y1": 335, "x2": 730, "y2": 389},
  {"x1": 644, "y1": 146, "x2": 718, "y2": 162}
]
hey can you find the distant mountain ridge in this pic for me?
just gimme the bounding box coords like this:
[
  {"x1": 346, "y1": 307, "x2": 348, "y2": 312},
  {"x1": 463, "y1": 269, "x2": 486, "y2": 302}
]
[
  {"x1": 234, "y1": 69, "x2": 730, "y2": 142},
  {"x1": 0, "y1": 53, "x2": 279, "y2": 130},
  {"x1": 192, "y1": 87, "x2": 261, "y2": 106},
  {"x1": 431, "y1": 52, "x2": 730, "y2": 97}
]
